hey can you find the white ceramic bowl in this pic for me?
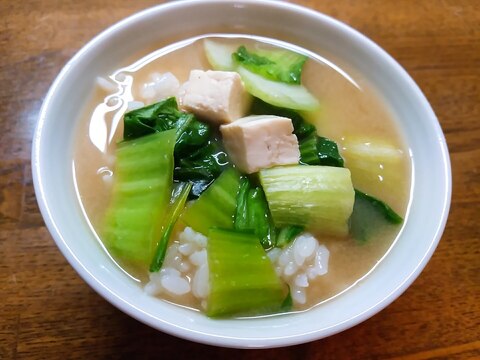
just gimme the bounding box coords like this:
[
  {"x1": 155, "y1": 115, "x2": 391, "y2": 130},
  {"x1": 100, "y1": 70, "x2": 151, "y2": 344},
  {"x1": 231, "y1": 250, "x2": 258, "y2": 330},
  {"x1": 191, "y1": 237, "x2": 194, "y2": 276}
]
[{"x1": 32, "y1": 0, "x2": 451, "y2": 348}]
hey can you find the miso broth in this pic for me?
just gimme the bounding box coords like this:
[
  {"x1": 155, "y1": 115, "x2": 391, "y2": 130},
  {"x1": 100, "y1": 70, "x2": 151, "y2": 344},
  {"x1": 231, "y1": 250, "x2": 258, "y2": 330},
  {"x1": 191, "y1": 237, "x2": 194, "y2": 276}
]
[{"x1": 73, "y1": 35, "x2": 411, "y2": 315}]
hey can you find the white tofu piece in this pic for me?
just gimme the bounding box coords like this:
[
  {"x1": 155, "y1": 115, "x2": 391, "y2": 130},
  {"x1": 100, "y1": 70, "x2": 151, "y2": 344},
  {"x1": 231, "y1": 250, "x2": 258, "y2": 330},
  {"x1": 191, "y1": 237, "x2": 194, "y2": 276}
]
[
  {"x1": 179, "y1": 70, "x2": 251, "y2": 125},
  {"x1": 220, "y1": 115, "x2": 300, "y2": 174}
]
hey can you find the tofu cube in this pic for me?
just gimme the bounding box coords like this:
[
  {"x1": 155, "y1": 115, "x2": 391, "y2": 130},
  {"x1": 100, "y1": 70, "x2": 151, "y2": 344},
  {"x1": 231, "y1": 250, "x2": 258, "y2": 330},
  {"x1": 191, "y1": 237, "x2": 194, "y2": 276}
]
[
  {"x1": 179, "y1": 70, "x2": 251, "y2": 125},
  {"x1": 220, "y1": 115, "x2": 300, "y2": 174}
]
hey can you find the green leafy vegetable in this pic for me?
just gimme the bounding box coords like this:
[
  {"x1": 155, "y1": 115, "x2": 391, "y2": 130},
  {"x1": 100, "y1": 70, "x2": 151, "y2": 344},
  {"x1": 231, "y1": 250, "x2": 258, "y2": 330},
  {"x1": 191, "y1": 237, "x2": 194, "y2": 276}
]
[
  {"x1": 233, "y1": 45, "x2": 307, "y2": 84},
  {"x1": 181, "y1": 168, "x2": 242, "y2": 235},
  {"x1": 237, "y1": 66, "x2": 319, "y2": 111},
  {"x1": 234, "y1": 177, "x2": 275, "y2": 250},
  {"x1": 174, "y1": 140, "x2": 229, "y2": 179},
  {"x1": 299, "y1": 133, "x2": 344, "y2": 167},
  {"x1": 298, "y1": 133, "x2": 319, "y2": 165},
  {"x1": 206, "y1": 228, "x2": 285, "y2": 317},
  {"x1": 316, "y1": 136, "x2": 344, "y2": 167},
  {"x1": 234, "y1": 177, "x2": 250, "y2": 230},
  {"x1": 350, "y1": 189, "x2": 403, "y2": 243},
  {"x1": 276, "y1": 225, "x2": 305, "y2": 248},
  {"x1": 123, "y1": 97, "x2": 211, "y2": 151},
  {"x1": 103, "y1": 130, "x2": 176, "y2": 266},
  {"x1": 260, "y1": 165, "x2": 355, "y2": 237},
  {"x1": 247, "y1": 187, "x2": 275, "y2": 249},
  {"x1": 123, "y1": 97, "x2": 231, "y2": 198},
  {"x1": 149, "y1": 182, "x2": 192, "y2": 272},
  {"x1": 203, "y1": 40, "x2": 317, "y2": 111},
  {"x1": 341, "y1": 137, "x2": 404, "y2": 202}
]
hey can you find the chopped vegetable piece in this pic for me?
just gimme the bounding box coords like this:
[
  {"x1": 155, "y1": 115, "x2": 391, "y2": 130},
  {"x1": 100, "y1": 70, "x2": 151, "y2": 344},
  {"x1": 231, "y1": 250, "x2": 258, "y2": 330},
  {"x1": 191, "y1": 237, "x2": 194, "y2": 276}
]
[
  {"x1": 174, "y1": 139, "x2": 230, "y2": 196},
  {"x1": 234, "y1": 177, "x2": 250, "y2": 230},
  {"x1": 207, "y1": 229, "x2": 285, "y2": 317},
  {"x1": 237, "y1": 66, "x2": 319, "y2": 111},
  {"x1": 123, "y1": 97, "x2": 211, "y2": 152},
  {"x1": 235, "y1": 177, "x2": 276, "y2": 249},
  {"x1": 299, "y1": 133, "x2": 344, "y2": 167},
  {"x1": 123, "y1": 97, "x2": 231, "y2": 198},
  {"x1": 247, "y1": 187, "x2": 275, "y2": 249},
  {"x1": 260, "y1": 165, "x2": 355, "y2": 236},
  {"x1": 182, "y1": 168, "x2": 242, "y2": 234},
  {"x1": 316, "y1": 136, "x2": 344, "y2": 167},
  {"x1": 203, "y1": 39, "x2": 237, "y2": 71},
  {"x1": 172, "y1": 111, "x2": 211, "y2": 155},
  {"x1": 356, "y1": 189, "x2": 403, "y2": 223},
  {"x1": 298, "y1": 133, "x2": 319, "y2": 165},
  {"x1": 103, "y1": 130, "x2": 176, "y2": 265},
  {"x1": 341, "y1": 137, "x2": 404, "y2": 201},
  {"x1": 233, "y1": 45, "x2": 307, "y2": 84},
  {"x1": 150, "y1": 182, "x2": 192, "y2": 272},
  {"x1": 350, "y1": 189, "x2": 403, "y2": 243},
  {"x1": 276, "y1": 225, "x2": 305, "y2": 248},
  {"x1": 203, "y1": 41, "x2": 317, "y2": 111}
]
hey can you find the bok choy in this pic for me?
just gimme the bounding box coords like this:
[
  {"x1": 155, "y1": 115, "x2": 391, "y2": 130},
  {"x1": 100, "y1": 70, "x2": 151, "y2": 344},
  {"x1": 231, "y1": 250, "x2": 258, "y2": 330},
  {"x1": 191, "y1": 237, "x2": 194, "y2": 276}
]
[
  {"x1": 203, "y1": 40, "x2": 319, "y2": 111},
  {"x1": 103, "y1": 130, "x2": 176, "y2": 266},
  {"x1": 207, "y1": 228, "x2": 286, "y2": 317},
  {"x1": 260, "y1": 165, "x2": 355, "y2": 237},
  {"x1": 123, "y1": 97, "x2": 231, "y2": 198}
]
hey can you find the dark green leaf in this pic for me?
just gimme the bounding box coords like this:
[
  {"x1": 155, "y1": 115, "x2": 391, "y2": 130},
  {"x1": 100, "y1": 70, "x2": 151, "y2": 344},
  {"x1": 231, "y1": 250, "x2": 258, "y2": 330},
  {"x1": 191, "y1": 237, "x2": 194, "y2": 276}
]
[
  {"x1": 173, "y1": 113, "x2": 211, "y2": 155},
  {"x1": 299, "y1": 134, "x2": 344, "y2": 167},
  {"x1": 124, "y1": 97, "x2": 183, "y2": 139},
  {"x1": 316, "y1": 136, "x2": 344, "y2": 167},
  {"x1": 234, "y1": 176, "x2": 275, "y2": 250},
  {"x1": 298, "y1": 133, "x2": 319, "y2": 165},
  {"x1": 234, "y1": 177, "x2": 251, "y2": 230},
  {"x1": 350, "y1": 189, "x2": 403, "y2": 243},
  {"x1": 174, "y1": 141, "x2": 230, "y2": 179},
  {"x1": 123, "y1": 97, "x2": 211, "y2": 155},
  {"x1": 124, "y1": 98, "x2": 230, "y2": 198},
  {"x1": 276, "y1": 225, "x2": 305, "y2": 248},
  {"x1": 149, "y1": 182, "x2": 192, "y2": 272},
  {"x1": 247, "y1": 187, "x2": 275, "y2": 249}
]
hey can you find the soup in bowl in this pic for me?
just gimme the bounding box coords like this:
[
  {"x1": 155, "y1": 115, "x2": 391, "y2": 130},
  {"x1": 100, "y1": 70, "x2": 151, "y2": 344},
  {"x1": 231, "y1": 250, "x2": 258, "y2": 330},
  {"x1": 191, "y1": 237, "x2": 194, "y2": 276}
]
[{"x1": 33, "y1": 0, "x2": 451, "y2": 348}]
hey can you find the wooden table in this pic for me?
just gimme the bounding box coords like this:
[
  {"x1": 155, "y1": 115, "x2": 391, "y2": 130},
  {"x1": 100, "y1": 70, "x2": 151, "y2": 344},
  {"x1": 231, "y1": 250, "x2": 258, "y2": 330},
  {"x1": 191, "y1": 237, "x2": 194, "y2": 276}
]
[{"x1": 1, "y1": 1, "x2": 479, "y2": 358}]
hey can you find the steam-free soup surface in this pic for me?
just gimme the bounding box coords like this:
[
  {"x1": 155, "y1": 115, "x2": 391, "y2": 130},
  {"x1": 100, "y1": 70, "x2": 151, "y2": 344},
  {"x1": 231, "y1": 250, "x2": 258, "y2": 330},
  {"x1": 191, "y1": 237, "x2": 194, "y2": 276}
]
[{"x1": 73, "y1": 35, "x2": 411, "y2": 313}]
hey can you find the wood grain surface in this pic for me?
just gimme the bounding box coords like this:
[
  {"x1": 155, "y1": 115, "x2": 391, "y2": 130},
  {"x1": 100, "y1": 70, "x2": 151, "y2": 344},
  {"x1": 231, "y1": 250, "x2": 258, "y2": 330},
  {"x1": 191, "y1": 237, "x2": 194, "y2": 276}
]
[{"x1": 1, "y1": 0, "x2": 479, "y2": 359}]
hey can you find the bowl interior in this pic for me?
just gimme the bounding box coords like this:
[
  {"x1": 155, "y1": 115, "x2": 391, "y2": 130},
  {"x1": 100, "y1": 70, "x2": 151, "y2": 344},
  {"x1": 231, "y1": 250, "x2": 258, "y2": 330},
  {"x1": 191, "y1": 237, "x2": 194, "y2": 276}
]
[{"x1": 33, "y1": 0, "x2": 451, "y2": 348}]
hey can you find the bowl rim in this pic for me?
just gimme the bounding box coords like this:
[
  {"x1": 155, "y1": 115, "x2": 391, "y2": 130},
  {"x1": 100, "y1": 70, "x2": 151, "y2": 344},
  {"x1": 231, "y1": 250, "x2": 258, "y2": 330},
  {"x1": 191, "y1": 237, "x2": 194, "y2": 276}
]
[{"x1": 32, "y1": 0, "x2": 452, "y2": 348}]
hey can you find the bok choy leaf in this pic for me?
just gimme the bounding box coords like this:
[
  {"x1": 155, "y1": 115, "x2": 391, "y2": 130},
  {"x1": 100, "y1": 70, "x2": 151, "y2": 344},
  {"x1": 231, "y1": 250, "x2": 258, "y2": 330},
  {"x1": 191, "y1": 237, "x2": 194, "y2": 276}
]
[
  {"x1": 233, "y1": 45, "x2": 307, "y2": 84},
  {"x1": 123, "y1": 97, "x2": 231, "y2": 198},
  {"x1": 349, "y1": 189, "x2": 403, "y2": 243}
]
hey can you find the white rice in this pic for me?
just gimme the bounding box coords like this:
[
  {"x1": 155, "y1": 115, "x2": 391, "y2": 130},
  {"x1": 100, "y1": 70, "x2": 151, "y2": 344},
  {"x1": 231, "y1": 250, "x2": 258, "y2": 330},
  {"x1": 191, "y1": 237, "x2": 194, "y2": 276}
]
[
  {"x1": 145, "y1": 227, "x2": 209, "y2": 307},
  {"x1": 139, "y1": 72, "x2": 180, "y2": 104},
  {"x1": 145, "y1": 228, "x2": 329, "y2": 309},
  {"x1": 268, "y1": 233, "x2": 330, "y2": 305}
]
